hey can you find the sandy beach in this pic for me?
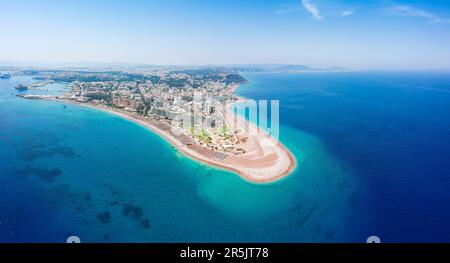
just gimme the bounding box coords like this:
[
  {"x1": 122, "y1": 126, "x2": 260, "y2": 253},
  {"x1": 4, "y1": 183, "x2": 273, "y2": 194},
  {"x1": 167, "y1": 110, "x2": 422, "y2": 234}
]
[{"x1": 52, "y1": 91, "x2": 296, "y2": 183}]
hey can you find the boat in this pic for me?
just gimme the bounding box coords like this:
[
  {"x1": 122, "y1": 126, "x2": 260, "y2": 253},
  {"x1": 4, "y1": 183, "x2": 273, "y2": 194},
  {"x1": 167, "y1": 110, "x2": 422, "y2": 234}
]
[
  {"x1": 14, "y1": 84, "x2": 29, "y2": 91},
  {"x1": 0, "y1": 74, "x2": 11, "y2": 79}
]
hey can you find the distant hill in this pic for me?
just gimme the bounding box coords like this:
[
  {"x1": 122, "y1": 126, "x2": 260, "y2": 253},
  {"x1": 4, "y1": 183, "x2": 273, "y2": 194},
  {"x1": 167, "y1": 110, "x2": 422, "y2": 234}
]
[
  {"x1": 228, "y1": 64, "x2": 347, "y2": 73},
  {"x1": 272, "y1": 65, "x2": 314, "y2": 72}
]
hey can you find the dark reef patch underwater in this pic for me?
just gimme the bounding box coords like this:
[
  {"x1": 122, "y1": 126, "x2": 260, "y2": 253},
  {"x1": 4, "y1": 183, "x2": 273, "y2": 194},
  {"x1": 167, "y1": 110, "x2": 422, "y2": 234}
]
[{"x1": 14, "y1": 167, "x2": 62, "y2": 182}]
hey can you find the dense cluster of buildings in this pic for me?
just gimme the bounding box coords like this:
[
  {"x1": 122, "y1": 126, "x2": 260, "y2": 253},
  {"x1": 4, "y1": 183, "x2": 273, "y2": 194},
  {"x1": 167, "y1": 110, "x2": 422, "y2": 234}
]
[{"x1": 61, "y1": 70, "x2": 246, "y2": 154}]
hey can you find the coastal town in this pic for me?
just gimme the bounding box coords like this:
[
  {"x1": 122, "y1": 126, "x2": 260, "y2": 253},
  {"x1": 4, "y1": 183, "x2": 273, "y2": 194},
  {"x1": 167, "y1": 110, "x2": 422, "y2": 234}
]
[
  {"x1": 12, "y1": 67, "x2": 295, "y2": 182},
  {"x1": 64, "y1": 69, "x2": 250, "y2": 155}
]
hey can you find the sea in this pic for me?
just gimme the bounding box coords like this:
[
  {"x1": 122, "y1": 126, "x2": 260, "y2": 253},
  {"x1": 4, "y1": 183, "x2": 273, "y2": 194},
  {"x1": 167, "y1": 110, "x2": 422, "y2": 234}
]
[{"x1": 1, "y1": 72, "x2": 450, "y2": 242}]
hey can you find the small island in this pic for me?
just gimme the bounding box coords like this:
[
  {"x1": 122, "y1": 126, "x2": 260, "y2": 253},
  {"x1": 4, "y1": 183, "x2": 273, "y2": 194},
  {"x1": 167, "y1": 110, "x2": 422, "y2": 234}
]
[{"x1": 16, "y1": 67, "x2": 296, "y2": 183}]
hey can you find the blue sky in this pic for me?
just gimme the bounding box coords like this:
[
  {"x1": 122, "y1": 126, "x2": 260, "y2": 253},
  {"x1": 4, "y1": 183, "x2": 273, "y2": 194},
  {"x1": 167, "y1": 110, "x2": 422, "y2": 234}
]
[{"x1": 1, "y1": 0, "x2": 450, "y2": 69}]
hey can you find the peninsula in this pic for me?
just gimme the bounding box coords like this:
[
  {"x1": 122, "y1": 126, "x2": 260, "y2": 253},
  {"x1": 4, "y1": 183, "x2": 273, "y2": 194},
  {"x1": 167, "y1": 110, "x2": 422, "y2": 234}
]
[{"x1": 16, "y1": 67, "x2": 296, "y2": 183}]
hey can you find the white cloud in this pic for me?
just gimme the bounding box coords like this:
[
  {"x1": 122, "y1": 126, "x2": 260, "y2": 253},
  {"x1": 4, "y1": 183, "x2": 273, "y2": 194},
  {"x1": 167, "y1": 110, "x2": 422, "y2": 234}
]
[
  {"x1": 301, "y1": 0, "x2": 323, "y2": 20},
  {"x1": 386, "y1": 4, "x2": 450, "y2": 24},
  {"x1": 340, "y1": 9, "x2": 354, "y2": 18}
]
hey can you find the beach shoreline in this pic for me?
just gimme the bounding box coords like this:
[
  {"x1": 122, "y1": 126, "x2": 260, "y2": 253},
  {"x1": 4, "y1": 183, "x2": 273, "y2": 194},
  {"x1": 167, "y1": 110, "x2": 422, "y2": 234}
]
[{"x1": 45, "y1": 84, "x2": 296, "y2": 183}]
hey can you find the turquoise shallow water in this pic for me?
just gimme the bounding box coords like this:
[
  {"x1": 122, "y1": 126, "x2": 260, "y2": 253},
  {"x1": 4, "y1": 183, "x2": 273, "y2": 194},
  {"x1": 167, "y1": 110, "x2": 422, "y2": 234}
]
[{"x1": 1, "y1": 74, "x2": 373, "y2": 242}]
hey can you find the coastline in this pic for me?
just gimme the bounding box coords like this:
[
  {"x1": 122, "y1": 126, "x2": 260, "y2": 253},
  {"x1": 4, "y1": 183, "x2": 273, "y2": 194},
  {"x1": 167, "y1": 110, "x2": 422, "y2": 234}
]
[{"x1": 44, "y1": 84, "x2": 296, "y2": 183}]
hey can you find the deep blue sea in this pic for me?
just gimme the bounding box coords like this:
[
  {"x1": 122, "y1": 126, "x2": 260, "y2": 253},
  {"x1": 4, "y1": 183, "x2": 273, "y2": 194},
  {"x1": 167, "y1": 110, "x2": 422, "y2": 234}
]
[{"x1": 1, "y1": 72, "x2": 450, "y2": 242}]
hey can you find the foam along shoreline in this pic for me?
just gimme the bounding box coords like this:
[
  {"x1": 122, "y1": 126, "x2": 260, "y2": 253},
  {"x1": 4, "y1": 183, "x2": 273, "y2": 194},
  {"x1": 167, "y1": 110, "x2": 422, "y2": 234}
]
[{"x1": 44, "y1": 96, "x2": 296, "y2": 183}]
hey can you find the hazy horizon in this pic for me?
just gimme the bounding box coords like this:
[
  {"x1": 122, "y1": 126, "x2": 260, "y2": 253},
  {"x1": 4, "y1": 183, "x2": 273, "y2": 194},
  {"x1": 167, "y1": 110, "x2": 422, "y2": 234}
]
[
  {"x1": 2, "y1": 0, "x2": 450, "y2": 70},
  {"x1": 3, "y1": 61, "x2": 450, "y2": 72}
]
